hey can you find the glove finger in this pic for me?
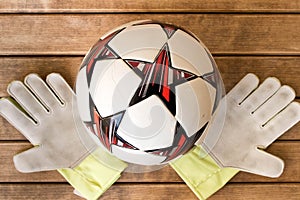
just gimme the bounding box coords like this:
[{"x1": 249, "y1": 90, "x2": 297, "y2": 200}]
[
  {"x1": 0, "y1": 98, "x2": 41, "y2": 144},
  {"x1": 46, "y1": 73, "x2": 74, "y2": 103},
  {"x1": 228, "y1": 73, "x2": 259, "y2": 104},
  {"x1": 240, "y1": 149, "x2": 284, "y2": 178},
  {"x1": 7, "y1": 81, "x2": 48, "y2": 121},
  {"x1": 241, "y1": 77, "x2": 281, "y2": 112},
  {"x1": 13, "y1": 146, "x2": 62, "y2": 172},
  {"x1": 261, "y1": 102, "x2": 300, "y2": 147},
  {"x1": 253, "y1": 85, "x2": 295, "y2": 125},
  {"x1": 24, "y1": 74, "x2": 63, "y2": 111}
]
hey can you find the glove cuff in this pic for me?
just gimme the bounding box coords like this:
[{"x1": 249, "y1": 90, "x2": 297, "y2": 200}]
[
  {"x1": 59, "y1": 147, "x2": 127, "y2": 200},
  {"x1": 170, "y1": 146, "x2": 239, "y2": 200}
]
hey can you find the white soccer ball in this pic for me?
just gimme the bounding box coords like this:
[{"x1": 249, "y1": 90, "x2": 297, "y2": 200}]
[{"x1": 75, "y1": 20, "x2": 224, "y2": 166}]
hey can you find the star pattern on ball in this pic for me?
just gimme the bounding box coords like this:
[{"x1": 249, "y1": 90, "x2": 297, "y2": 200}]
[
  {"x1": 83, "y1": 43, "x2": 207, "y2": 161},
  {"x1": 125, "y1": 44, "x2": 197, "y2": 116}
]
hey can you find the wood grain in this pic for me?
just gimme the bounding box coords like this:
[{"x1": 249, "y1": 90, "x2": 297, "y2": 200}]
[
  {"x1": 0, "y1": 183, "x2": 81, "y2": 200},
  {"x1": 210, "y1": 183, "x2": 300, "y2": 200},
  {"x1": 1, "y1": 142, "x2": 299, "y2": 183},
  {"x1": 0, "y1": 0, "x2": 299, "y2": 13},
  {"x1": 0, "y1": 15, "x2": 299, "y2": 55},
  {"x1": 0, "y1": 183, "x2": 299, "y2": 200},
  {"x1": 216, "y1": 57, "x2": 300, "y2": 94}
]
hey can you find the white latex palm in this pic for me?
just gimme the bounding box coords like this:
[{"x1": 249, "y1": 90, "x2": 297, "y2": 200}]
[
  {"x1": 202, "y1": 73, "x2": 300, "y2": 177},
  {"x1": 0, "y1": 73, "x2": 97, "y2": 172}
]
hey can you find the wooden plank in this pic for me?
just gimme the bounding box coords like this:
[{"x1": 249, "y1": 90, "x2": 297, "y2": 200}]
[
  {"x1": 215, "y1": 57, "x2": 300, "y2": 95},
  {"x1": 103, "y1": 183, "x2": 198, "y2": 200},
  {"x1": 0, "y1": 183, "x2": 299, "y2": 200},
  {"x1": 0, "y1": 142, "x2": 299, "y2": 183},
  {"x1": 0, "y1": 0, "x2": 299, "y2": 13},
  {"x1": 0, "y1": 15, "x2": 299, "y2": 55},
  {"x1": 211, "y1": 183, "x2": 300, "y2": 200},
  {"x1": 0, "y1": 183, "x2": 81, "y2": 200}
]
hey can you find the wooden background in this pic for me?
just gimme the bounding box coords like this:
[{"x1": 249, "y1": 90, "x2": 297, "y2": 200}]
[{"x1": 0, "y1": 0, "x2": 299, "y2": 199}]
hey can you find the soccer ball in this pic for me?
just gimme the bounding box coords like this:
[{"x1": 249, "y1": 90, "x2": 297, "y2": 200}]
[{"x1": 75, "y1": 20, "x2": 224, "y2": 166}]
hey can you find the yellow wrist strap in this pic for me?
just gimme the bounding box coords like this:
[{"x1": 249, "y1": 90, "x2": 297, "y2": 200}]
[
  {"x1": 58, "y1": 145, "x2": 237, "y2": 200},
  {"x1": 59, "y1": 148, "x2": 127, "y2": 200},
  {"x1": 170, "y1": 146, "x2": 239, "y2": 200}
]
